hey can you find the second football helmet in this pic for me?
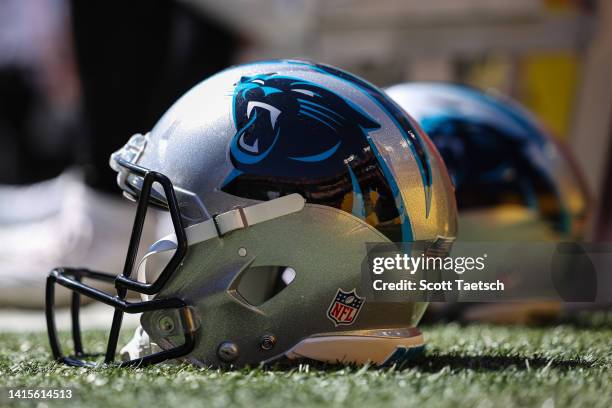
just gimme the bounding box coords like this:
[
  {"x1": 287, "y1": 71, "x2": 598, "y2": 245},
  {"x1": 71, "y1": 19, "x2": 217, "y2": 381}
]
[{"x1": 46, "y1": 61, "x2": 457, "y2": 367}]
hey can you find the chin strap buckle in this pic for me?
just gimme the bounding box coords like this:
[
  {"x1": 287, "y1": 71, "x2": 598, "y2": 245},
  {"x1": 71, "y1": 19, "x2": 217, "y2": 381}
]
[{"x1": 213, "y1": 206, "x2": 249, "y2": 235}]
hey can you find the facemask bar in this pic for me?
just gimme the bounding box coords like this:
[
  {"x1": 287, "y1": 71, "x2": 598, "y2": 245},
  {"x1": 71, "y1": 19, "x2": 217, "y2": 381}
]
[{"x1": 45, "y1": 158, "x2": 194, "y2": 367}]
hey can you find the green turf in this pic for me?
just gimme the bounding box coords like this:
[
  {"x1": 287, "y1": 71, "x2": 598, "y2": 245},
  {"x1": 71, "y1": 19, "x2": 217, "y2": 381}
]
[{"x1": 1, "y1": 314, "x2": 611, "y2": 408}]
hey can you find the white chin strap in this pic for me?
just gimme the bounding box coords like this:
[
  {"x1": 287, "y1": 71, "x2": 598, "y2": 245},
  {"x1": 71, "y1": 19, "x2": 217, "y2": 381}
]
[
  {"x1": 181, "y1": 193, "x2": 305, "y2": 246},
  {"x1": 135, "y1": 193, "x2": 306, "y2": 299}
]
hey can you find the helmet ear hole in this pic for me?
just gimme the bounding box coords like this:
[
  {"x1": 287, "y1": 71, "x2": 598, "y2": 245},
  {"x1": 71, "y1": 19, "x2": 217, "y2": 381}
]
[{"x1": 234, "y1": 265, "x2": 296, "y2": 307}]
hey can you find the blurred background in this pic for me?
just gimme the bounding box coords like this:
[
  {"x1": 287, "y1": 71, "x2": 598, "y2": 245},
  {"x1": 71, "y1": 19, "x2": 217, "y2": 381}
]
[{"x1": 0, "y1": 0, "x2": 610, "y2": 320}]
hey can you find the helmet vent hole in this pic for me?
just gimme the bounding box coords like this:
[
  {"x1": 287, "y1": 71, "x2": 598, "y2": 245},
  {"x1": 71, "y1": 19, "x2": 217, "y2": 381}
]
[{"x1": 234, "y1": 266, "x2": 296, "y2": 306}]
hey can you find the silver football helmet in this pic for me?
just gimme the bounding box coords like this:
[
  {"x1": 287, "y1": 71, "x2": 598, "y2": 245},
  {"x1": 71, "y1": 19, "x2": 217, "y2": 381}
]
[{"x1": 46, "y1": 60, "x2": 457, "y2": 367}]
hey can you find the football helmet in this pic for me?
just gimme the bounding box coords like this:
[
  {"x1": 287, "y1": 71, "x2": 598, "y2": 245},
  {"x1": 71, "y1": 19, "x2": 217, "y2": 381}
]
[
  {"x1": 386, "y1": 82, "x2": 591, "y2": 324},
  {"x1": 386, "y1": 82, "x2": 589, "y2": 241},
  {"x1": 46, "y1": 61, "x2": 456, "y2": 367}
]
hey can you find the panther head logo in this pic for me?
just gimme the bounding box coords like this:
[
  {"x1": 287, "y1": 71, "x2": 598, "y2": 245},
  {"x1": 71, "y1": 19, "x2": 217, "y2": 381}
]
[{"x1": 227, "y1": 73, "x2": 381, "y2": 179}]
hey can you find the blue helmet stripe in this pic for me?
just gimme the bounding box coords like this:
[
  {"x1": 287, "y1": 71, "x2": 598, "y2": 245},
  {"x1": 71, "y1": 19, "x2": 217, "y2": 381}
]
[{"x1": 347, "y1": 164, "x2": 366, "y2": 219}]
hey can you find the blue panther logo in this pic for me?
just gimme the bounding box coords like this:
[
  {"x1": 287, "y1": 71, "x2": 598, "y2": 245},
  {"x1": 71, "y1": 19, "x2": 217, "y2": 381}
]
[{"x1": 227, "y1": 73, "x2": 381, "y2": 179}]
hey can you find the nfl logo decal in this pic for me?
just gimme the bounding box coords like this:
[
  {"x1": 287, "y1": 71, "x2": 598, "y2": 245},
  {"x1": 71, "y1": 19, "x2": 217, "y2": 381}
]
[{"x1": 326, "y1": 288, "x2": 365, "y2": 326}]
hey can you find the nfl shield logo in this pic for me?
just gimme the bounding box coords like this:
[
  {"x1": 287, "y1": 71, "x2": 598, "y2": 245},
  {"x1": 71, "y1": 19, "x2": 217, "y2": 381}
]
[{"x1": 326, "y1": 288, "x2": 365, "y2": 326}]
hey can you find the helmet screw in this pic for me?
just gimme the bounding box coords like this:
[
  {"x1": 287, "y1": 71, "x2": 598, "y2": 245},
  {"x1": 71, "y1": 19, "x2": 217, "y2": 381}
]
[
  {"x1": 217, "y1": 341, "x2": 239, "y2": 362},
  {"x1": 260, "y1": 334, "x2": 276, "y2": 351},
  {"x1": 238, "y1": 247, "x2": 247, "y2": 257},
  {"x1": 158, "y1": 316, "x2": 175, "y2": 334}
]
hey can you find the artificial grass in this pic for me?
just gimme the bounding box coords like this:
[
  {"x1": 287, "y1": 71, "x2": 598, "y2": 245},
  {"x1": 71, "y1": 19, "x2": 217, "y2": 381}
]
[{"x1": 1, "y1": 314, "x2": 611, "y2": 407}]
